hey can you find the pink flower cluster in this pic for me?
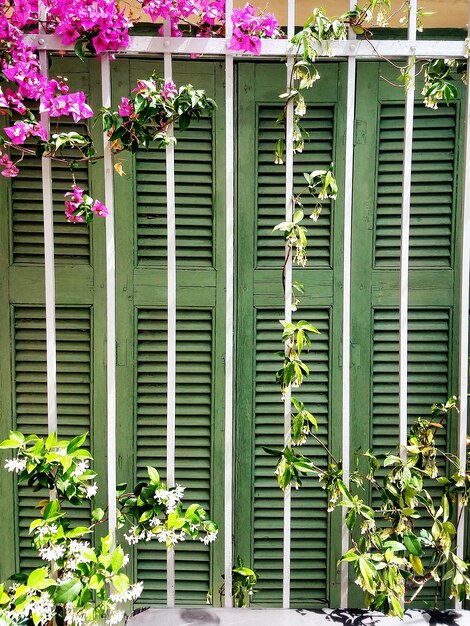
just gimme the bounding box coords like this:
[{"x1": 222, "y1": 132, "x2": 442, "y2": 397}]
[
  {"x1": 45, "y1": 0, "x2": 131, "y2": 54},
  {"x1": 0, "y1": 151, "x2": 19, "y2": 178},
  {"x1": 4, "y1": 120, "x2": 48, "y2": 145},
  {"x1": 141, "y1": 0, "x2": 225, "y2": 36},
  {"x1": 229, "y1": 3, "x2": 281, "y2": 55},
  {"x1": 64, "y1": 185, "x2": 109, "y2": 223}
]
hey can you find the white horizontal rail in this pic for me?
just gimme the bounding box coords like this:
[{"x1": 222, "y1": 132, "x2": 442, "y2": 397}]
[{"x1": 29, "y1": 35, "x2": 467, "y2": 58}]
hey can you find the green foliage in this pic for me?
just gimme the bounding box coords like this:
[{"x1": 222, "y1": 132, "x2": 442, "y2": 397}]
[
  {"x1": 231, "y1": 557, "x2": 258, "y2": 608},
  {"x1": 102, "y1": 74, "x2": 216, "y2": 154},
  {"x1": 0, "y1": 432, "x2": 217, "y2": 626}
]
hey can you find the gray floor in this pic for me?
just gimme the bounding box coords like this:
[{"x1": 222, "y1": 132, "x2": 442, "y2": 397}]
[{"x1": 127, "y1": 608, "x2": 470, "y2": 626}]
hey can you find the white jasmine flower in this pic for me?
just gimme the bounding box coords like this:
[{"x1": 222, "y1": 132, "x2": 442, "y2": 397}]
[
  {"x1": 200, "y1": 530, "x2": 218, "y2": 545},
  {"x1": 4, "y1": 457, "x2": 26, "y2": 473},
  {"x1": 39, "y1": 544, "x2": 66, "y2": 561},
  {"x1": 35, "y1": 523, "x2": 58, "y2": 539},
  {"x1": 85, "y1": 483, "x2": 98, "y2": 498},
  {"x1": 107, "y1": 610, "x2": 125, "y2": 625},
  {"x1": 72, "y1": 460, "x2": 89, "y2": 478},
  {"x1": 154, "y1": 488, "x2": 169, "y2": 503},
  {"x1": 149, "y1": 517, "x2": 161, "y2": 528}
]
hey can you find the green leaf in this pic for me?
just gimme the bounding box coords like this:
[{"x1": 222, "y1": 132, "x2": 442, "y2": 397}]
[
  {"x1": 74, "y1": 40, "x2": 86, "y2": 63},
  {"x1": 66, "y1": 526, "x2": 91, "y2": 539},
  {"x1": 410, "y1": 554, "x2": 424, "y2": 576},
  {"x1": 101, "y1": 533, "x2": 113, "y2": 555},
  {"x1": 138, "y1": 509, "x2": 154, "y2": 523},
  {"x1": 111, "y1": 573, "x2": 129, "y2": 595},
  {"x1": 92, "y1": 508, "x2": 105, "y2": 522},
  {"x1": 147, "y1": 466, "x2": 160, "y2": 485},
  {"x1": 54, "y1": 578, "x2": 82, "y2": 604},
  {"x1": 67, "y1": 433, "x2": 88, "y2": 454},
  {"x1": 358, "y1": 557, "x2": 375, "y2": 594},
  {"x1": 403, "y1": 532, "x2": 422, "y2": 556},
  {"x1": 27, "y1": 568, "x2": 47, "y2": 588},
  {"x1": 111, "y1": 545, "x2": 125, "y2": 573}
]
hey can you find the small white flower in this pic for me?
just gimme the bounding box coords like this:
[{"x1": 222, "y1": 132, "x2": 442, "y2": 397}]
[
  {"x1": 107, "y1": 610, "x2": 125, "y2": 625},
  {"x1": 4, "y1": 457, "x2": 26, "y2": 473},
  {"x1": 39, "y1": 544, "x2": 66, "y2": 561},
  {"x1": 149, "y1": 517, "x2": 161, "y2": 528},
  {"x1": 200, "y1": 530, "x2": 218, "y2": 545},
  {"x1": 85, "y1": 483, "x2": 98, "y2": 498},
  {"x1": 72, "y1": 460, "x2": 89, "y2": 478}
]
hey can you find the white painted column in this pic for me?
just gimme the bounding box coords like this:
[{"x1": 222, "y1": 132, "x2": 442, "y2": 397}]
[
  {"x1": 398, "y1": 2, "x2": 417, "y2": 456},
  {"x1": 340, "y1": 16, "x2": 357, "y2": 602},
  {"x1": 38, "y1": 4, "x2": 57, "y2": 437},
  {"x1": 456, "y1": 7, "x2": 470, "y2": 584},
  {"x1": 163, "y1": 18, "x2": 177, "y2": 607},
  {"x1": 224, "y1": 0, "x2": 234, "y2": 608},
  {"x1": 282, "y1": 0, "x2": 295, "y2": 609},
  {"x1": 101, "y1": 54, "x2": 118, "y2": 539}
]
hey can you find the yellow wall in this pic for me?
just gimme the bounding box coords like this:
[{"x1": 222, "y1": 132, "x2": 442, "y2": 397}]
[
  {"x1": 127, "y1": 0, "x2": 468, "y2": 29},
  {"x1": 254, "y1": 0, "x2": 467, "y2": 29}
]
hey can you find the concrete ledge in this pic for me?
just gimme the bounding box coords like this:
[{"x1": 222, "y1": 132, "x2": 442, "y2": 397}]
[{"x1": 127, "y1": 608, "x2": 470, "y2": 626}]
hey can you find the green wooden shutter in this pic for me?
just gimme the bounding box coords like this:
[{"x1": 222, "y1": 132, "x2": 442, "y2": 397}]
[
  {"x1": 113, "y1": 59, "x2": 226, "y2": 606},
  {"x1": 236, "y1": 62, "x2": 346, "y2": 608},
  {"x1": 376, "y1": 103, "x2": 457, "y2": 268},
  {"x1": 350, "y1": 62, "x2": 464, "y2": 606},
  {"x1": 13, "y1": 306, "x2": 92, "y2": 570},
  {"x1": 253, "y1": 308, "x2": 330, "y2": 605},
  {"x1": 136, "y1": 308, "x2": 213, "y2": 605},
  {"x1": 257, "y1": 105, "x2": 334, "y2": 268},
  {"x1": 136, "y1": 118, "x2": 214, "y2": 266}
]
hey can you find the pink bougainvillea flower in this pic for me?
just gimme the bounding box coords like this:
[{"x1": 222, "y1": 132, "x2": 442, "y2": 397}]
[
  {"x1": 42, "y1": 92, "x2": 94, "y2": 123},
  {"x1": 4, "y1": 121, "x2": 31, "y2": 145},
  {"x1": 0, "y1": 153, "x2": 19, "y2": 177},
  {"x1": 118, "y1": 97, "x2": 133, "y2": 117},
  {"x1": 91, "y1": 200, "x2": 109, "y2": 217},
  {"x1": 161, "y1": 81, "x2": 178, "y2": 101},
  {"x1": 229, "y1": 26, "x2": 261, "y2": 55}
]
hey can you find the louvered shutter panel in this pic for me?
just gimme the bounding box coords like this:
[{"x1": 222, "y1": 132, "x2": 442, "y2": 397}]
[
  {"x1": 372, "y1": 307, "x2": 451, "y2": 602},
  {"x1": 136, "y1": 308, "x2": 213, "y2": 605},
  {"x1": 253, "y1": 308, "x2": 330, "y2": 606},
  {"x1": 136, "y1": 120, "x2": 214, "y2": 266},
  {"x1": 257, "y1": 105, "x2": 334, "y2": 268},
  {"x1": 13, "y1": 306, "x2": 92, "y2": 570},
  {"x1": 11, "y1": 128, "x2": 90, "y2": 264},
  {"x1": 375, "y1": 104, "x2": 457, "y2": 268}
]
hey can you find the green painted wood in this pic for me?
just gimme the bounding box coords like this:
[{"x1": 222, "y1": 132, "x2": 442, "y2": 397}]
[
  {"x1": 112, "y1": 60, "x2": 226, "y2": 607},
  {"x1": 0, "y1": 57, "x2": 107, "y2": 581},
  {"x1": 236, "y1": 62, "x2": 346, "y2": 608},
  {"x1": 349, "y1": 61, "x2": 465, "y2": 608}
]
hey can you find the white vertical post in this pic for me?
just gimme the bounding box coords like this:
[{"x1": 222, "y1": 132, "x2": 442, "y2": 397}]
[
  {"x1": 224, "y1": 0, "x2": 234, "y2": 608},
  {"x1": 164, "y1": 18, "x2": 177, "y2": 607},
  {"x1": 38, "y1": 5, "x2": 57, "y2": 437},
  {"x1": 456, "y1": 7, "x2": 470, "y2": 582},
  {"x1": 399, "y1": 1, "x2": 417, "y2": 456},
  {"x1": 340, "y1": 24, "x2": 357, "y2": 603},
  {"x1": 282, "y1": 0, "x2": 295, "y2": 610},
  {"x1": 101, "y1": 54, "x2": 117, "y2": 539}
]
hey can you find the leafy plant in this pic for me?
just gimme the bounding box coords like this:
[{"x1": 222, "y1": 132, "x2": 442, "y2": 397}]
[
  {"x1": 0, "y1": 431, "x2": 217, "y2": 626},
  {"x1": 218, "y1": 557, "x2": 258, "y2": 608}
]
